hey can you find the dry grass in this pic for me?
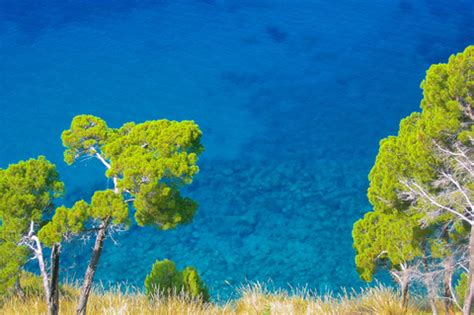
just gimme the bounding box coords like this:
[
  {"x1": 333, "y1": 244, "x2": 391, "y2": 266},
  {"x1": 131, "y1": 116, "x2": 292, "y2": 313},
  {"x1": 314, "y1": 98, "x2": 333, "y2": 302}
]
[
  {"x1": 234, "y1": 282, "x2": 426, "y2": 315},
  {"x1": 0, "y1": 275, "x2": 432, "y2": 314}
]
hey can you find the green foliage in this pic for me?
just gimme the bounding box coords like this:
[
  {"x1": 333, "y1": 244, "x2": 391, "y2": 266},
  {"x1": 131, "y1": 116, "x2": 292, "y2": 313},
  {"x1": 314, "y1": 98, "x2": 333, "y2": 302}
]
[
  {"x1": 133, "y1": 184, "x2": 197, "y2": 230},
  {"x1": 456, "y1": 273, "x2": 469, "y2": 307},
  {"x1": 61, "y1": 115, "x2": 204, "y2": 312},
  {"x1": 367, "y1": 45, "x2": 474, "y2": 216},
  {"x1": 354, "y1": 45, "x2": 474, "y2": 282},
  {"x1": 0, "y1": 157, "x2": 64, "y2": 293},
  {"x1": 62, "y1": 115, "x2": 203, "y2": 230},
  {"x1": 353, "y1": 212, "x2": 423, "y2": 281},
  {"x1": 0, "y1": 156, "x2": 64, "y2": 224},
  {"x1": 0, "y1": 241, "x2": 28, "y2": 293},
  {"x1": 181, "y1": 267, "x2": 209, "y2": 301},
  {"x1": 145, "y1": 259, "x2": 209, "y2": 301},
  {"x1": 62, "y1": 115, "x2": 110, "y2": 165},
  {"x1": 0, "y1": 271, "x2": 77, "y2": 302},
  {"x1": 38, "y1": 201, "x2": 90, "y2": 247},
  {"x1": 90, "y1": 190, "x2": 129, "y2": 225},
  {"x1": 420, "y1": 46, "x2": 474, "y2": 142},
  {"x1": 367, "y1": 135, "x2": 408, "y2": 213},
  {"x1": 145, "y1": 259, "x2": 180, "y2": 294},
  {"x1": 39, "y1": 191, "x2": 130, "y2": 246},
  {"x1": 367, "y1": 113, "x2": 438, "y2": 214},
  {"x1": 102, "y1": 120, "x2": 203, "y2": 185}
]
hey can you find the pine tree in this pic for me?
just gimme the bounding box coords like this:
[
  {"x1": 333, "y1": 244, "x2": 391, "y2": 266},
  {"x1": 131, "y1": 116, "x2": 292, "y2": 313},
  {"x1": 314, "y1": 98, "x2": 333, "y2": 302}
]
[
  {"x1": 353, "y1": 45, "x2": 473, "y2": 314},
  {"x1": 0, "y1": 156, "x2": 64, "y2": 314},
  {"x1": 61, "y1": 115, "x2": 204, "y2": 314}
]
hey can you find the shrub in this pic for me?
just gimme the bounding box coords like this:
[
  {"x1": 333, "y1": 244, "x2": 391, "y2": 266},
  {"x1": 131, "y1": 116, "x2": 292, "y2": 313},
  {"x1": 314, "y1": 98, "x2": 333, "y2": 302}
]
[{"x1": 144, "y1": 259, "x2": 210, "y2": 301}]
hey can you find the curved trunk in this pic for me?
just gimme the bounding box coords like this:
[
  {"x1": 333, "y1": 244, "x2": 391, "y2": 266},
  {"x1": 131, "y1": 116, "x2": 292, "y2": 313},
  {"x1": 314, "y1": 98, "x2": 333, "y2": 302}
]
[{"x1": 76, "y1": 218, "x2": 110, "y2": 315}]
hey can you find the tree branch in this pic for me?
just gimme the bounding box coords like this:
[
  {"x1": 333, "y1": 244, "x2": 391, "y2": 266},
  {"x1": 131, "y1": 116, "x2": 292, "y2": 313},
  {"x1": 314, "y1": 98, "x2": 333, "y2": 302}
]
[
  {"x1": 90, "y1": 147, "x2": 120, "y2": 193},
  {"x1": 92, "y1": 150, "x2": 111, "y2": 170},
  {"x1": 402, "y1": 180, "x2": 473, "y2": 224},
  {"x1": 441, "y1": 172, "x2": 474, "y2": 213}
]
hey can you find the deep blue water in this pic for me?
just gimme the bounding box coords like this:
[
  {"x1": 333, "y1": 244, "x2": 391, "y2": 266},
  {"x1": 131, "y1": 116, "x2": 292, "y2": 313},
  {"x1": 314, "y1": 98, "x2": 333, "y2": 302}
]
[{"x1": 1, "y1": 0, "x2": 473, "y2": 300}]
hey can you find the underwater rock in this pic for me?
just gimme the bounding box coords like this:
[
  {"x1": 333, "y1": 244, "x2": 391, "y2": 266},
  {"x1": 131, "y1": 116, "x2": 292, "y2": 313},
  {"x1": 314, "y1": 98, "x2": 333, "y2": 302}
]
[{"x1": 265, "y1": 26, "x2": 287, "y2": 43}]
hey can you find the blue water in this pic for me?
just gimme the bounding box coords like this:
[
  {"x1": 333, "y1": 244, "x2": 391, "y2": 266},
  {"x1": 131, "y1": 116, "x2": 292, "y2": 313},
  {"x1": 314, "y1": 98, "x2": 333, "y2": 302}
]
[{"x1": 1, "y1": 0, "x2": 473, "y2": 300}]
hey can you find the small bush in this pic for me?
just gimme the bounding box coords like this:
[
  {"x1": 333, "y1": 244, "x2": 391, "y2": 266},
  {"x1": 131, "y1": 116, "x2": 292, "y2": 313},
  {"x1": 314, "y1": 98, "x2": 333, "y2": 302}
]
[{"x1": 144, "y1": 259, "x2": 210, "y2": 301}]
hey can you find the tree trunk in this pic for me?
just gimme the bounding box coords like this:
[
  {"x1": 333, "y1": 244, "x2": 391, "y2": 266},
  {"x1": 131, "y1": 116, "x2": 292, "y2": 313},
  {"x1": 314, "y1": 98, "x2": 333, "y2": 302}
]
[
  {"x1": 443, "y1": 257, "x2": 455, "y2": 315},
  {"x1": 49, "y1": 243, "x2": 61, "y2": 315},
  {"x1": 390, "y1": 268, "x2": 410, "y2": 309},
  {"x1": 427, "y1": 286, "x2": 439, "y2": 315},
  {"x1": 15, "y1": 276, "x2": 26, "y2": 300},
  {"x1": 439, "y1": 225, "x2": 455, "y2": 315},
  {"x1": 423, "y1": 257, "x2": 438, "y2": 315},
  {"x1": 32, "y1": 235, "x2": 52, "y2": 311},
  {"x1": 401, "y1": 278, "x2": 409, "y2": 309},
  {"x1": 76, "y1": 217, "x2": 110, "y2": 315},
  {"x1": 463, "y1": 227, "x2": 474, "y2": 315}
]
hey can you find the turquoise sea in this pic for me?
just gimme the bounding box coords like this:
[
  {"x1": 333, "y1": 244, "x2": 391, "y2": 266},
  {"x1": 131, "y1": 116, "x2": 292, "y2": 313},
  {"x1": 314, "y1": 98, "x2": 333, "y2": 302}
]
[{"x1": 1, "y1": 0, "x2": 473, "y2": 300}]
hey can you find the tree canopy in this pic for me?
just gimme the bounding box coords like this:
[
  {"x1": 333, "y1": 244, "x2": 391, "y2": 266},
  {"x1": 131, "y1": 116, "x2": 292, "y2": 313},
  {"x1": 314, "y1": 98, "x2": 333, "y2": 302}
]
[
  {"x1": 0, "y1": 156, "x2": 64, "y2": 293},
  {"x1": 353, "y1": 45, "x2": 474, "y2": 313},
  {"x1": 62, "y1": 115, "x2": 203, "y2": 230},
  {"x1": 61, "y1": 115, "x2": 204, "y2": 314}
]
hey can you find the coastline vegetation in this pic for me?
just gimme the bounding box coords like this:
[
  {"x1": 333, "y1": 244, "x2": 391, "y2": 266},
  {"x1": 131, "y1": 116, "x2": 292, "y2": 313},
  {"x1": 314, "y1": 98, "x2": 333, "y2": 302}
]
[
  {"x1": 0, "y1": 44, "x2": 472, "y2": 314},
  {"x1": 0, "y1": 272, "x2": 428, "y2": 314},
  {"x1": 353, "y1": 45, "x2": 474, "y2": 314}
]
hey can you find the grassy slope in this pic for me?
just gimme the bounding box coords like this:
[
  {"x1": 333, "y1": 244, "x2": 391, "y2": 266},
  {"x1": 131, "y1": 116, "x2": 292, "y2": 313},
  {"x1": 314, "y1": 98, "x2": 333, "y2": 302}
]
[{"x1": 0, "y1": 273, "x2": 434, "y2": 314}]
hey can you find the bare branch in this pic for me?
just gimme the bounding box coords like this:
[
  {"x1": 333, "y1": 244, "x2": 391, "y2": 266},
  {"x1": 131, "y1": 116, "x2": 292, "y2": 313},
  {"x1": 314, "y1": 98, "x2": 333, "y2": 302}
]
[
  {"x1": 91, "y1": 149, "x2": 111, "y2": 170},
  {"x1": 89, "y1": 147, "x2": 121, "y2": 193},
  {"x1": 402, "y1": 180, "x2": 473, "y2": 224},
  {"x1": 441, "y1": 172, "x2": 474, "y2": 212},
  {"x1": 434, "y1": 142, "x2": 474, "y2": 177}
]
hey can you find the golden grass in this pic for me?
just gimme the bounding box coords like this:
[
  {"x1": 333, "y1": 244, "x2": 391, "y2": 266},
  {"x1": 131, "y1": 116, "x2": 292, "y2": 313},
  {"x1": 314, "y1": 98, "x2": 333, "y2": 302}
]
[
  {"x1": 0, "y1": 275, "x2": 433, "y2": 314},
  {"x1": 234, "y1": 282, "x2": 426, "y2": 315}
]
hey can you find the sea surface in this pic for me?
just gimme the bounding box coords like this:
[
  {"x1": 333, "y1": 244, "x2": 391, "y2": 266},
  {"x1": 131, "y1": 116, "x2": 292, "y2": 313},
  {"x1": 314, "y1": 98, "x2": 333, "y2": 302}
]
[{"x1": 1, "y1": 0, "x2": 473, "y2": 300}]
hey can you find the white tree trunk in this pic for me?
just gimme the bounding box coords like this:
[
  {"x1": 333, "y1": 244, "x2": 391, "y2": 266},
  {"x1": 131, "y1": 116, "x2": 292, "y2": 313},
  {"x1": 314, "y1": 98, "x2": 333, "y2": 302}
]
[{"x1": 31, "y1": 234, "x2": 52, "y2": 312}]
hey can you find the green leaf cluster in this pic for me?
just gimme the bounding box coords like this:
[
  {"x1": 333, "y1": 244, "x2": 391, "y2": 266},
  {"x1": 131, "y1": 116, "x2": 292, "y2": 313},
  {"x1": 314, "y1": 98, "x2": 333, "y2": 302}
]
[
  {"x1": 62, "y1": 115, "x2": 203, "y2": 230},
  {"x1": 0, "y1": 156, "x2": 64, "y2": 224},
  {"x1": 38, "y1": 190, "x2": 129, "y2": 247},
  {"x1": 352, "y1": 212, "x2": 423, "y2": 281},
  {"x1": 62, "y1": 115, "x2": 110, "y2": 165},
  {"x1": 38, "y1": 201, "x2": 89, "y2": 246},
  {"x1": 89, "y1": 190, "x2": 129, "y2": 225},
  {"x1": 144, "y1": 259, "x2": 209, "y2": 301}
]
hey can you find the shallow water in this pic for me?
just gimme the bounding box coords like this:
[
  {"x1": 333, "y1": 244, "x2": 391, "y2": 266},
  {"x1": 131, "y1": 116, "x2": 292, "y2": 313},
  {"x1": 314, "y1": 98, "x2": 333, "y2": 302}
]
[{"x1": 1, "y1": 0, "x2": 473, "y2": 299}]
